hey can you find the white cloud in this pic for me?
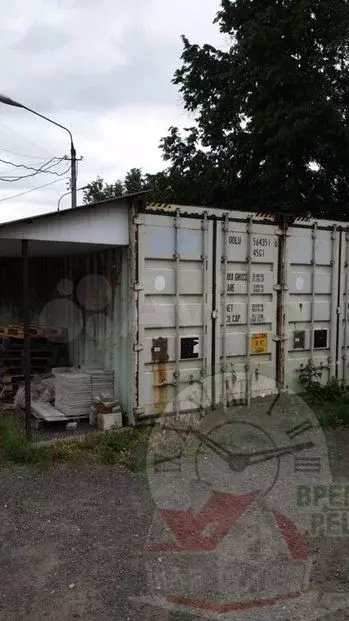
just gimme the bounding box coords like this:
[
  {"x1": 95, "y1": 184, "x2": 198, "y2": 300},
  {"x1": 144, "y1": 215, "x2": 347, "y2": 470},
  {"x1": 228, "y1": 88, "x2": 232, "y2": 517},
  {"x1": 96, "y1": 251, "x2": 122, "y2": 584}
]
[{"x1": 0, "y1": 0, "x2": 222, "y2": 222}]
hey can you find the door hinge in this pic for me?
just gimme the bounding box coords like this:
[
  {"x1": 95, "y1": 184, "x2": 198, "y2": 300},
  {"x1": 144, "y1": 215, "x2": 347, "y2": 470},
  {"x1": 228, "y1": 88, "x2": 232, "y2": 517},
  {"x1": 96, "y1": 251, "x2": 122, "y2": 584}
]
[
  {"x1": 134, "y1": 343, "x2": 144, "y2": 352},
  {"x1": 133, "y1": 282, "x2": 144, "y2": 291}
]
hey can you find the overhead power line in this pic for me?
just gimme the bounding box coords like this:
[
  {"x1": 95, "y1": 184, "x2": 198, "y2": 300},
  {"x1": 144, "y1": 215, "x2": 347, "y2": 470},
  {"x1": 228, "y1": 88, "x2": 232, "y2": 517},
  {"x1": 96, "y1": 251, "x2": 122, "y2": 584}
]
[
  {"x1": 0, "y1": 156, "x2": 71, "y2": 182},
  {"x1": 0, "y1": 176, "x2": 70, "y2": 203},
  {"x1": 0, "y1": 155, "x2": 62, "y2": 172}
]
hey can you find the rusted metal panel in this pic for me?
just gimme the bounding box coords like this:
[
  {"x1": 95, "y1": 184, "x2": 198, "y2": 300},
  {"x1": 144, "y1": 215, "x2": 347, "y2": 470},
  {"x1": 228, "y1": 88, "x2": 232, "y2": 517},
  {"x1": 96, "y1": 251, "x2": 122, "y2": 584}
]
[
  {"x1": 151, "y1": 336, "x2": 170, "y2": 415},
  {"x1": 151, "y1": 337, "x2": 169, "y2": 363},
  {"x1": 136, "y1": 206, "x2": 347, "y2": 419},
  {"x1": 137, "y1": 212, "x2": 213, "y2": 418}
]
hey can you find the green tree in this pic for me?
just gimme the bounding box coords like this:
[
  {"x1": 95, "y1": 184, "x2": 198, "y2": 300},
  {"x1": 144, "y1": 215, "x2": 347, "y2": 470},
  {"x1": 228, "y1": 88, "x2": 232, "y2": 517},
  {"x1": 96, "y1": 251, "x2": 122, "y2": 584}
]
[
  {"x1": 83, "y1": 168, "x2": 177, "y2": 205},
  {"x1": 145, "y1": 170, "x2": 178, "y2": 203},
  {"x1": 124, "y1": 168, "x2": 146, "y2": 193},
  {"x1": 161, "y1": 0, "x2": 349, "y2": 217},
  {"x1": 83, "y1": 176, "x2": 124, "y2": 204}
]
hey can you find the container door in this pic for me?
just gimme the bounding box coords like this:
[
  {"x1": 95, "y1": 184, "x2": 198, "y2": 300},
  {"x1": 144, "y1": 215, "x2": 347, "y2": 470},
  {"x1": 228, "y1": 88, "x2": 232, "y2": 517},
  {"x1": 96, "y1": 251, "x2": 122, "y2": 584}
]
[
  {"x1": 285, "y1": 224, "x2": 340, "y2": 389},
  {"x1": 138, "y1": 211, "x2": 213, "y2": 418},
  {"x1": 338, "y1": 228, "x2": 349, "y2": 384},
  {"x1": 214, "y1": 218, "x2": 279, "y2": 406}
]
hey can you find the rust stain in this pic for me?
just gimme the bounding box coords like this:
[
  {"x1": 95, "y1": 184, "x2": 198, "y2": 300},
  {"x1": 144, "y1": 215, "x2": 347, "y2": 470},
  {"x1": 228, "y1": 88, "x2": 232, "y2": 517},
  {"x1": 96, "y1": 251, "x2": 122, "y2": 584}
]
[
  {"x1": 146, "y1": 202, "x2": 172, "y2": 211},
  {"x1": 153, "y1": 361, "x2": 169, "y2": 415}
]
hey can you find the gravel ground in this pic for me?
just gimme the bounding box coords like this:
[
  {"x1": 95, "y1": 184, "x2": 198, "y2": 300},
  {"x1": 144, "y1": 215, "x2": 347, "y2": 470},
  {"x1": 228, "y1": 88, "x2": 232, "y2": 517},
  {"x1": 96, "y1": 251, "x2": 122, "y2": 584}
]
[
  {"x1": 0, "y1": 466, "x2": 158, "y2": 621},
  {"x1": 0, "y1": 427, "x2": 349, "y2": 620}
]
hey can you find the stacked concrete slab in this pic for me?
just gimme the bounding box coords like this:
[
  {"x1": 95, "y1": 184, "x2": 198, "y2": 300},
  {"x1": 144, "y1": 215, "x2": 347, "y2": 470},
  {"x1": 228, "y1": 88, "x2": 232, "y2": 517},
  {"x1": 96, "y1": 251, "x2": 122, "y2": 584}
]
[
  {"x1": 55, "y1": 371, "x2": 92, "y2": 418},
  {"x1": 89, "y1": 369, "x2": 114, "y2": 399}
]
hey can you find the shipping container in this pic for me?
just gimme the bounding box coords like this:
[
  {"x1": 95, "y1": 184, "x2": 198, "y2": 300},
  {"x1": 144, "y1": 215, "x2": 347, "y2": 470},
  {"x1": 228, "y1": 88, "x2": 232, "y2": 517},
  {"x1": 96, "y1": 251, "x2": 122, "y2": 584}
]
[
  {"x1": 131, "y1": 203, "x2": 348, "y2": 421},
  {"x1": 0, "y1": 199, "x2": 347, "y2": 424}
]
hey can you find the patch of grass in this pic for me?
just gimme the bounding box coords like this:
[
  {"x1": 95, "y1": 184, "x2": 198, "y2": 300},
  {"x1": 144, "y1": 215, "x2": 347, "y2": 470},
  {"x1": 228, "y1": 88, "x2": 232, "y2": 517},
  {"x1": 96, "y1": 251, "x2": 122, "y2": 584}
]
[
  {"x1": 53, "y1": 426, "x2": 151, "y2": 471},
  {"x1": 304, "y1": 394, "x2": 349, "y2": 429},
  {"x1": 0, "y1": 416, "x2": 53, "y2": 468},
  {"x1": 0, "y1": 413, "x2": 151, "y2": 471},
  {"x1": 299, "y1": 367, "x2": 349, "y2": 429}
]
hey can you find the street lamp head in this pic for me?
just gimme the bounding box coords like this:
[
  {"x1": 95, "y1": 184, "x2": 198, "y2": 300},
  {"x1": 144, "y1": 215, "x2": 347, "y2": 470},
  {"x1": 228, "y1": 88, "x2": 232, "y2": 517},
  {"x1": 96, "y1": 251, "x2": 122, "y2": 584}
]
[
  {"x1": 0, "y1": 92, "x2": 77, "y2": 208},
  {"x1": 0, "y1": 93, "x2": 23, "y2": 108}
]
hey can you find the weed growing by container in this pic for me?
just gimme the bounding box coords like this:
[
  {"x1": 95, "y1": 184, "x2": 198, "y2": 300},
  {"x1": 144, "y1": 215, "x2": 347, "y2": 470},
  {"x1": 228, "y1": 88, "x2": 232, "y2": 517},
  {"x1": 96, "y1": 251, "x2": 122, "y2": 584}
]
[{"x1": 299, "y1": 362, "x2": 349, "y2": 429}]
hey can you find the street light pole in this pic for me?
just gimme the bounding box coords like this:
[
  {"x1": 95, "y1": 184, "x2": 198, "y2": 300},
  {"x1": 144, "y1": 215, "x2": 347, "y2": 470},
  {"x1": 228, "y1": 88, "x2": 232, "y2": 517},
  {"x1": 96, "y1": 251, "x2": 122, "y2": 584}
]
[
  {"x1": 58, "y1": 185, "x2": 88, "y2": 211},
  {"x1": 0, "y1": 93, "x2": 77, "y2": 208}
]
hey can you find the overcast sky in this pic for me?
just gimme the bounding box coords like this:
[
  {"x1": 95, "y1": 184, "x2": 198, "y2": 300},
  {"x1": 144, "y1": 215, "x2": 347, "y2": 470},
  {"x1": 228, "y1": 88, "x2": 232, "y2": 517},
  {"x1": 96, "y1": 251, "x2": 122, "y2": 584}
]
[{"x1": 0, "y1": 0, "x2": 223, "y2": 222}]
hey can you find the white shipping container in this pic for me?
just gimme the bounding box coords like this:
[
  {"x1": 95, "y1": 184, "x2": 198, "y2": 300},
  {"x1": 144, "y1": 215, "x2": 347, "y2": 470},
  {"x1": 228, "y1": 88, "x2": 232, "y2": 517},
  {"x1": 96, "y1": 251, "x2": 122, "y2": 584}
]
[
  {"x1": 0, "y1": 197, "x2": 346, "y2": 424},
  {"x1": 129, "y1": 203, "x2": 349, "y2": 421}
]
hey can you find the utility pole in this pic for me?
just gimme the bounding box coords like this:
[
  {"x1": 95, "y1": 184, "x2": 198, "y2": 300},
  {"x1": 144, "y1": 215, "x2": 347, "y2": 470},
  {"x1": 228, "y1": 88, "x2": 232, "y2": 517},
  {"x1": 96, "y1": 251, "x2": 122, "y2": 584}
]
[
  {"x1": 0, "y1": 93, "x2": 78, "y2": 209},
  {"x1": 70, "y1": 141, "x2": 77, "y2": 208}
]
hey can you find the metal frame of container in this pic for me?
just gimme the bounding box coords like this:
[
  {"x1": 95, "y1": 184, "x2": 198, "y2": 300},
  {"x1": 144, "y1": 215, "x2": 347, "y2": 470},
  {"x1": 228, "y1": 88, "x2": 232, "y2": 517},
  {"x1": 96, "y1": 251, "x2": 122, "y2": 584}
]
[{"x1": 129, "y1": 202, "x2": 349, "y2": 423}]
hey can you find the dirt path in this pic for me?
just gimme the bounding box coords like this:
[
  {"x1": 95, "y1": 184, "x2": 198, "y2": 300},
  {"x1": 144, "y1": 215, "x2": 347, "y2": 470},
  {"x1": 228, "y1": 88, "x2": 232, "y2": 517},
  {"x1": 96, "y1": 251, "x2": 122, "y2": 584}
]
[{"x1": 0, "y1": 428, "x2": 349, "y2": 620}]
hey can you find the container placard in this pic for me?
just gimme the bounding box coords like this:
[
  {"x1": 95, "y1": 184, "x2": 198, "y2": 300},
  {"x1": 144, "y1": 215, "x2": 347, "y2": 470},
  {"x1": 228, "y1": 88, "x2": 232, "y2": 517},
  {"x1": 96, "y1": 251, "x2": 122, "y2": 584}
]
[{"x1": 251, "y1": 332, "x2": 268, "y2": 354}]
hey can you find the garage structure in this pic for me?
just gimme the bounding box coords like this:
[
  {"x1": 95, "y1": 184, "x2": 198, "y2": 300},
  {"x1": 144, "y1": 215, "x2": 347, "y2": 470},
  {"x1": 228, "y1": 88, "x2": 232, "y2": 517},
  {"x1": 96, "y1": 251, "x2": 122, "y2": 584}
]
[
  {"x1": 0, "y1": 195, "x2": 136, "y2": 431},
  {"x1": 0, "y1": 196, "x2": 348, "y2": 426}
]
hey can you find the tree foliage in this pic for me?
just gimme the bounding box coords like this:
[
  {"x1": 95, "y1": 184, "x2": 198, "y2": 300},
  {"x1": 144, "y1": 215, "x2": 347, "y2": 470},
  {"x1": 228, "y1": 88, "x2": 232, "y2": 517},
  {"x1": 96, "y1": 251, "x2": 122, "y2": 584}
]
[
  {"x1": 83, "y1": 169, "x2": 147, "y2": 204},
  {"x1": 161, "y1": 0, "x2": 349, "y2": 217},
  {"x1": 83, "y1": 168, "x2": 177, "y2": 205},
  {"x1": 83, "y1": 176, "x2": 124, "y2": 204}
]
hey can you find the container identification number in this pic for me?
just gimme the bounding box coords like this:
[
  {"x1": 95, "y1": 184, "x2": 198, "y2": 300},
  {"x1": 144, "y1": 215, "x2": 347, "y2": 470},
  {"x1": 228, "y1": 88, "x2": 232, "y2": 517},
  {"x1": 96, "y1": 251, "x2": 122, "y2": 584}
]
[
  {"x1": 252, "y1": 238, "x2": 270, "y2": 258},
  {"x1": 228, "y1": 234, "x2": 275, "y2": 258},
  {"x1": 253, "y1": 237, "x2": 270, "y2": 247},
  {"x1": 228, "y1": 235, "x2": 271, "y2": 247}
]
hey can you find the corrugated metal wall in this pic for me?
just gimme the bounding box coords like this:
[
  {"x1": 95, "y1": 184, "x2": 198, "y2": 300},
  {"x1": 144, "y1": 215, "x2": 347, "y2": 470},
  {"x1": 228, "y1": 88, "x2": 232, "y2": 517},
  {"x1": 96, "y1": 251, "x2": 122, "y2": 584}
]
[
  {"x1": 51, "y1": 248, "x2": 127, "y2": 401},
  {"x1": 286, "y1": 224, "x2": 338, "y2": 387},
  {"x1": 136, "y1": 212, "x2": 279, "y2": 418},
  {"x1": 0, "y1": 248, "x2": 128, "y2": 408},
  {"x1": 0, "y1": 258, "x2": 64, "y2": 326},
  {"x1": 215, "y1": 218, "x2": 280, "y2": 407},
  {"x1": 134, "y1": 208, "x2": 349, "y2": 420},
  {"x1": 137, "y1": 212, "x2": 213, "y2": 418}
]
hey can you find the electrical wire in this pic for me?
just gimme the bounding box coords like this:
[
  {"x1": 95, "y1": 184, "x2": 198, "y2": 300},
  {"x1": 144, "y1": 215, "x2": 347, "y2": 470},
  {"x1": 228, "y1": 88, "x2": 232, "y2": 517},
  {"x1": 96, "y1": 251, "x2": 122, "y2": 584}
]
[
  {"x1": 0, "y1": 156, "x2": 71, "y2": 182},
  {"x1": 0, "y1": 155, "x2": 64, "y2": 173},
  {"x1": 0, "y1": 177, "x2": 70, "y2": 203}
]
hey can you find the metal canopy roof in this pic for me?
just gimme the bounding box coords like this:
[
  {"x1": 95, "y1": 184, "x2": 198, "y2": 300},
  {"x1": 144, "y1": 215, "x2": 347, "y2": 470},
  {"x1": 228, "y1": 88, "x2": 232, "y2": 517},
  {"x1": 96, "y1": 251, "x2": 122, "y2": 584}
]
[{"x1": 0, "y1": 193, "x2": 146, "y2": 257}]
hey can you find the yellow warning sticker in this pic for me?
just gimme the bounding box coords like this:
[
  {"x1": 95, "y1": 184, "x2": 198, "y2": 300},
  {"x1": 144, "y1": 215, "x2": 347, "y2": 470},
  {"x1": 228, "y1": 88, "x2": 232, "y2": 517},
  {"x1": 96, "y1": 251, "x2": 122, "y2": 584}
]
[{"x1": 251, "y1": 333, "x2": 268, "y2": 355}]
